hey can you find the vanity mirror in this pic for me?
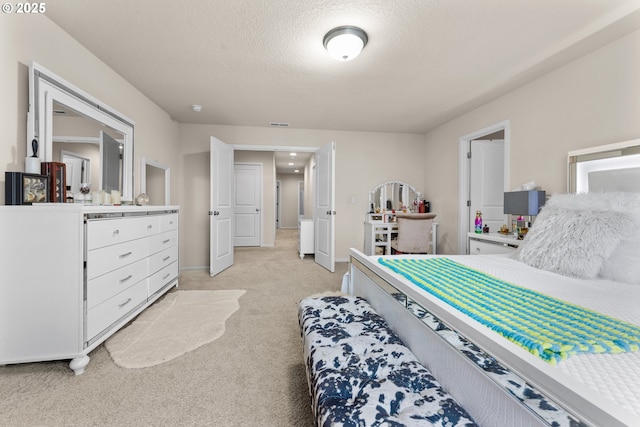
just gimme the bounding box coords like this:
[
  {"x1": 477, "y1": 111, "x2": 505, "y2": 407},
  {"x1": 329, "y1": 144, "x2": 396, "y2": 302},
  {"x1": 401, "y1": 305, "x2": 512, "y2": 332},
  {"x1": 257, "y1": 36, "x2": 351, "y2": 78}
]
[
  {"x1": 27, "y1": 62, "x2": 134, "y2": 201},
  {"x1": 368, "y1": 180, "x2": 421, "y2": 213}
]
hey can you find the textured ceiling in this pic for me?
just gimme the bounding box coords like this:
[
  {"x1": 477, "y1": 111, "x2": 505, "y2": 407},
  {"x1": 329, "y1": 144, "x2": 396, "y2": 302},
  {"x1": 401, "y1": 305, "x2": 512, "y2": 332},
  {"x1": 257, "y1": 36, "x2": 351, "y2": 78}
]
[{"x1": 44, "y1": 0, "x2": 640, "y2": 134}]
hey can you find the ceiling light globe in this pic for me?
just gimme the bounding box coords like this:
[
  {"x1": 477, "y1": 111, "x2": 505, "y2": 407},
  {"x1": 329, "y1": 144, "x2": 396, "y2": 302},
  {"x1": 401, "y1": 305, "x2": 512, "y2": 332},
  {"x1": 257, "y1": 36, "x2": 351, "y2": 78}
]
[{"x1": 323, "y1": 26, "x2": 368, "y2": 61}]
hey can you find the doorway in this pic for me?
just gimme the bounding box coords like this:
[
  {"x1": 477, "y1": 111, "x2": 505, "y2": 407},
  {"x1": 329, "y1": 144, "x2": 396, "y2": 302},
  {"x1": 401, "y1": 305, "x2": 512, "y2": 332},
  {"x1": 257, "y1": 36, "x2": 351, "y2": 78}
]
[
  {"x1": 210, "y1": 141, "x2": 336, "y2": 275},
  {"x1": 457, "y1": 120, "x2": 510, "y2": 254}
]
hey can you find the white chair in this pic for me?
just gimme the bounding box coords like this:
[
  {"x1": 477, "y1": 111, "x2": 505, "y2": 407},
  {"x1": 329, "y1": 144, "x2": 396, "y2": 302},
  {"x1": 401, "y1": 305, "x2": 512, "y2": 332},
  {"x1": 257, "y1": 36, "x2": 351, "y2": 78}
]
[{"x1": 391, "y1": 213, "x2": 437, "y2": 254}]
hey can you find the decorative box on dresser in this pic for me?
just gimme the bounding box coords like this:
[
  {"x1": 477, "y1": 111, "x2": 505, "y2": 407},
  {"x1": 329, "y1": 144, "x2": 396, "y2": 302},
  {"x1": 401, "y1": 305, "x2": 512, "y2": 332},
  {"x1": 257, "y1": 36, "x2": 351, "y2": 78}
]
[
  {"x1": 0, "y1": 204, "x2": 179, "y2": 375},
  {"x1": 467, "y1": 231, "x2": 520, "y2": 255}
]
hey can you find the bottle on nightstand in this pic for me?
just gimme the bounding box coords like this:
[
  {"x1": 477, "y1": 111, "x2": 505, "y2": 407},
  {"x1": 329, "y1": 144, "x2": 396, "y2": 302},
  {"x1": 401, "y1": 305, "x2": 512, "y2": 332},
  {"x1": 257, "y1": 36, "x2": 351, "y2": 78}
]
[{"x1": 474, "y1": 211, "x2": 483, "y2": 234}]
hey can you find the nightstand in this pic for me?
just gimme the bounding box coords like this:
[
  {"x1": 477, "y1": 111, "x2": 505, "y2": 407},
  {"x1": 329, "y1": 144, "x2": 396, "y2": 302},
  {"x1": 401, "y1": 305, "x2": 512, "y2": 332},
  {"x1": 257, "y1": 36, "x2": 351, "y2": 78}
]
[{"x1": 467, "y1": 232, "x2": 520, "y2": 255}]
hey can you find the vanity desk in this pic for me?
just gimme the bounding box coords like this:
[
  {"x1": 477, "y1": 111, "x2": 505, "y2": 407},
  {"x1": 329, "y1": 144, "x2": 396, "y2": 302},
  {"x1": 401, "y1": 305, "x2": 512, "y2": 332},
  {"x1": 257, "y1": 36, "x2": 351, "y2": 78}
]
[
  {"x1": 364, "y1": 181, "x2": 436, "y2": 255},
  {"x1": 0, "y1": 204, "x2": 179, "y2": 375},
  {"x1": 364, "y1": 218, "x2": 398, "y2": 256}
]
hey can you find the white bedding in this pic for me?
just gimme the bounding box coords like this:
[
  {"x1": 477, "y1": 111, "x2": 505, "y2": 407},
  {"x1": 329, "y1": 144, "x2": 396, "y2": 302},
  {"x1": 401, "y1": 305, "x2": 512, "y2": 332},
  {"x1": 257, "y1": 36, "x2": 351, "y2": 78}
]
[{"x1": 382, "y1": 253, "x2": 640, "y2": 418}]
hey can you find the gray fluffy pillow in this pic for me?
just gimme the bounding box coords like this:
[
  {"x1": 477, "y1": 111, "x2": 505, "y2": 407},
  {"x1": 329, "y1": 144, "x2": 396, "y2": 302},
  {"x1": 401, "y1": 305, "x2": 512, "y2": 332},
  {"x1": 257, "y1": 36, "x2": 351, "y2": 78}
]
[
  {"x1": 514, "y1": 205, "x2": 631, "y2": 279},
  {"x1": 540, "y1": 192, "x2": 640, "y2": 284}
]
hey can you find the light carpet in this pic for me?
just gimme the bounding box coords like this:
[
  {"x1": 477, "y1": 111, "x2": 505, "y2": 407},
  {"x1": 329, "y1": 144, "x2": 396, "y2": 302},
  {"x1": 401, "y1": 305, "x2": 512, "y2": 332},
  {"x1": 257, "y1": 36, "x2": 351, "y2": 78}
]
[{"x1": 105, "y1": 289, "x2": 246, "y2": 369}]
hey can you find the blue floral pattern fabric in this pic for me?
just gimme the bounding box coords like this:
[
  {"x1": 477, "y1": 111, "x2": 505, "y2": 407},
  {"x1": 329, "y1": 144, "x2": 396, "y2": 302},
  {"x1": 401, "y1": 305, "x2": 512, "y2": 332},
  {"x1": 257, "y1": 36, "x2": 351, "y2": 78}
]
[
  {"x1": 393, "y1": 293, "x2": 586, "y2": 426},
  {"x1": 299, "y1": 295, "x2": 478, "y2": 427}
]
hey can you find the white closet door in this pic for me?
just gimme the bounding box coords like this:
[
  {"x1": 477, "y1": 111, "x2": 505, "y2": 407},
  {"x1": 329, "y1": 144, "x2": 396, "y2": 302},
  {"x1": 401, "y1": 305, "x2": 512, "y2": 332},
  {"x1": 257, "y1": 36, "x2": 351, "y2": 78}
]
[{"x1": 233, "y1": 163, "x2": 261, "y2": 247}]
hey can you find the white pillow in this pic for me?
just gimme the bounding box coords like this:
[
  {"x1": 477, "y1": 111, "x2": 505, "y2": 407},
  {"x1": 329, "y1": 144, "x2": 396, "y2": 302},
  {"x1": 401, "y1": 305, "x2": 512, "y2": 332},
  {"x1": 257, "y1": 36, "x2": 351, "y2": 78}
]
[
  {"x1": 599, "y1": 239, "x2": 640, "y2": 285},
  {"x1": 515, "y1": 205, "x2": 631, "y2": 279}
]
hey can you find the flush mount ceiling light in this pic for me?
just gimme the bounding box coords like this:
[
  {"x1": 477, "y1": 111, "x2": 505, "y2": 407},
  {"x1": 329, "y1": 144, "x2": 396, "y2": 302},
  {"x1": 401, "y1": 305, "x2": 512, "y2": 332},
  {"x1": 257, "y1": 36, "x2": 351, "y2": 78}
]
[
  {"x1": 192, "y1": 104, "x2": 203, "y2": 112},
  {"x1": 323, "y1": 26, "x2": 368, "y2": 61}
]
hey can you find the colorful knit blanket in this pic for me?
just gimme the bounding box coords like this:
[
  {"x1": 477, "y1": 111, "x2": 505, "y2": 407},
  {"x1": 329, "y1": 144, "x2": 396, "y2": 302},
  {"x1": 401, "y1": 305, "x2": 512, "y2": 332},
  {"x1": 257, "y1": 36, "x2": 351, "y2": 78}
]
[{"x1": 378, "y1": 257, "x2": 640, "y2": 364}]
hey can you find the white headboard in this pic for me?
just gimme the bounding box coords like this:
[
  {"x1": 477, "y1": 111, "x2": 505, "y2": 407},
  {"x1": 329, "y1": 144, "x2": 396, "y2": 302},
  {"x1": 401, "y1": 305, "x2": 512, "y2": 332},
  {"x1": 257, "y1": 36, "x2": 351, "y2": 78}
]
[{"x1": 568, "y1": 139, "x2": 640, "y2": 193}]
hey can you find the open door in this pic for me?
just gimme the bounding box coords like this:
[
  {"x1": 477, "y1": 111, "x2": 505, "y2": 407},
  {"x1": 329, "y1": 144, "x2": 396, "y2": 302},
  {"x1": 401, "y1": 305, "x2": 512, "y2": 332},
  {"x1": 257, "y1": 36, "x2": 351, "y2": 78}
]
[
  {"x1": 101, "y1": 131, "x2": 121, "y2": 192},
  {"x1": 210, "y1": 136, "x2": 234, "y2": 277},
  {"x1": 314, "y1": 141, "x2": 335, "y2": 272}
]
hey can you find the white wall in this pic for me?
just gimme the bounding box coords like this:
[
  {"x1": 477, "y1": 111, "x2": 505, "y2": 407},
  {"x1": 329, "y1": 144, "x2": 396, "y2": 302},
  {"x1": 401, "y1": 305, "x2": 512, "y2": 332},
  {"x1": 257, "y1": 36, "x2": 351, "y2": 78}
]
[
  {"x1": 0, "y1": 15, "x2": 180, "y2": 205},
  {"x1": 424, "y1": 29, "x2": 640, "y2": 254}
]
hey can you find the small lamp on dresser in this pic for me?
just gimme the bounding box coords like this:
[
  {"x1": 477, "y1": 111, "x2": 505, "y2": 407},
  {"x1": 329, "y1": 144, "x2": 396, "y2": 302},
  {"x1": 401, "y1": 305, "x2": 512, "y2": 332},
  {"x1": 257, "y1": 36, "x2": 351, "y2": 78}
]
[{"x1": 503, "y1": 190, "x2": 546, "y2": 239}]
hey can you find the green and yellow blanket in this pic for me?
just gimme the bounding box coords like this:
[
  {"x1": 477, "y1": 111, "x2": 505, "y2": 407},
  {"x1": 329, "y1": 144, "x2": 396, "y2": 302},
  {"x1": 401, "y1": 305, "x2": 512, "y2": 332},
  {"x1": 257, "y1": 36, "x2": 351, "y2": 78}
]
[{"x1": 378, "y1": 257, "x2": 640, "y2": 364}]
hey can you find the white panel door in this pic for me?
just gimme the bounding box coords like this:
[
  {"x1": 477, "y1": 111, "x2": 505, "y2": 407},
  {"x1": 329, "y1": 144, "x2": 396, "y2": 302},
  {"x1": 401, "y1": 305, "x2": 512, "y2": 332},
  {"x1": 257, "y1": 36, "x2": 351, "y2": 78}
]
[
  {"x1": 234, "y1": 163, "x2": 261, "y2": 247},
  {"x1": 210, "y1": 137, "x2": 234, "y2": 277},
  {"x1": 314, "y1": 142, "x2": 335, "y2": 272},
  {"x1": 61, "y1": 155, "x2": 85, "y2": 196},
  {"x1": 469, "y1": 140, "x2": 506, "y2": 234}
]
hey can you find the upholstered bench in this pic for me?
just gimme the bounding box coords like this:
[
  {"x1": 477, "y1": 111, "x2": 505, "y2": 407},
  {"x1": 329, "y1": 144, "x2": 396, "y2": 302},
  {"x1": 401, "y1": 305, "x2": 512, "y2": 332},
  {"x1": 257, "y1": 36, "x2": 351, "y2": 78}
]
[{"x1": 299, "y1": 295, "x2": 477, "y2": 427}]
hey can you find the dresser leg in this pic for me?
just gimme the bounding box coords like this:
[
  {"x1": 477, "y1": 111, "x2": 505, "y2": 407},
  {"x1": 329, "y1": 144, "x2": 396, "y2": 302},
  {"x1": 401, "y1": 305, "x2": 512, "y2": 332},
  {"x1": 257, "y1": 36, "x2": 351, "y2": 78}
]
[{"x1": 69, "y1": 355, "x2": 90, "y2": 375}]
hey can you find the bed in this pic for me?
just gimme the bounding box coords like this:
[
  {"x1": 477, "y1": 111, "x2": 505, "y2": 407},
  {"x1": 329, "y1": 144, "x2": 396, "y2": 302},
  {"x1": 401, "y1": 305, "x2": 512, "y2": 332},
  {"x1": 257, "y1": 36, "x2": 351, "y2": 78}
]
[{"x1": 345, "y1": 141, "x2": 640, "y2": 426}]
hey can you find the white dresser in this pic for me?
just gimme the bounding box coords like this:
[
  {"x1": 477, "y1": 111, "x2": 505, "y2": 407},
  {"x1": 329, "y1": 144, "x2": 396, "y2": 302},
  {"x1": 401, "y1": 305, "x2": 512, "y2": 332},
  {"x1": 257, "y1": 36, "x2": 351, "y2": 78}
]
[
  {"x1": 0, "y1": 204, "x2": 179, "y2": 375},
  {"x1": 467, "y1": 232, "x2": 520, "y2": 255}
]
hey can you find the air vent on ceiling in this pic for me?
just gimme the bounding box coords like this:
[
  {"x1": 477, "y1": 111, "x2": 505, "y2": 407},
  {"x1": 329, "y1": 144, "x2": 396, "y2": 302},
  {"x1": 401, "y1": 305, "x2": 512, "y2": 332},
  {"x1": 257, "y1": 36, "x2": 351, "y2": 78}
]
[{"x1": 269, "y1": 122, "x2": 289, "y2": 127}]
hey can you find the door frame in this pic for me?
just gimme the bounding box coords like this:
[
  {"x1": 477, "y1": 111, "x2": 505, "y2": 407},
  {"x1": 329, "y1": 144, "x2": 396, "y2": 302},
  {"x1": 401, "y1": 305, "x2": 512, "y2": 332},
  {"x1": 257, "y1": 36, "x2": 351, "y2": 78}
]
[
  {"x1": 275, "y1": 179, "x2": 281, "y2": 229},
  {"x1": 298, "y1": 180, "x2": 305, "y2": 220},
  {"x1": 457, "y1": 120, "x2": 510, "y2": 254}
]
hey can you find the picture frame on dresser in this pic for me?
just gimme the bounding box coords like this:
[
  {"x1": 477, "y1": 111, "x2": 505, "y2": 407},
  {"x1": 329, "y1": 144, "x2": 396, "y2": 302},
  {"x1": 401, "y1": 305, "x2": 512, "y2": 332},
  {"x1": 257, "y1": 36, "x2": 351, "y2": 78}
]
[{"x1": 5, "y1": 172, "x2": 50, "y2": 205}]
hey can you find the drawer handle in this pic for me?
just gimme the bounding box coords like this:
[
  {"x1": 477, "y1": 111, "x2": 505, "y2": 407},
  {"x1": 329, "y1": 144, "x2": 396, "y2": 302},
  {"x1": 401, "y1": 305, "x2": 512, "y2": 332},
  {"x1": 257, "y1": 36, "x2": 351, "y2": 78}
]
[
  {"x1": 118, "y1": 298, "x2": 132, "y2": 308},
  {"x1": 162, "y1": 256, "x2": 171, "y2": 262},
  {"x1": 119, "y1": 251, "x2": 133, "y2": 258},
  {"x1": 162, "y1": 273, "x2": 171, "y2": 280},
  {"x1": 112, "y1": 229, "x2": 120, "y2": 236},
  {"x1": 162, "y1": 239, "x2": 171, "y2": 244},
  {"x1": 119, "y1": 275, "x2": 133, "y2": 283},
  {"x1": 147, "y1": 224, "x2": 153, "y2": 230},
  {"x1": 169, "y1": 221, "x2": 174, "y2": 225}
]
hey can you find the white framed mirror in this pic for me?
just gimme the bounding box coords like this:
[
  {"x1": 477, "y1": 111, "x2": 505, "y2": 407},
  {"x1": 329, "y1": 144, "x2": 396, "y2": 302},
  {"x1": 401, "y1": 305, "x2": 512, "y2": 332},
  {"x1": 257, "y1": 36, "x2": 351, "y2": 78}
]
[
  {"x1": 141, "y1": 157, "x2": 170, "y2": 205},
  {"x1": 27, "y1": 62, "x2": 135, "y2": 201},
  {"x1": 368, "y1": 181, "x2": 421, "y2": 213}
]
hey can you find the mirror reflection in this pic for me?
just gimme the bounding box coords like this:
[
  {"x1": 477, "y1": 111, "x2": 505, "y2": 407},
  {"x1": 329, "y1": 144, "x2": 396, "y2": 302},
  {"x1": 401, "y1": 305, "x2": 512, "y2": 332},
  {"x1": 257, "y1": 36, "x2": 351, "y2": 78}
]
[{"x1": 52, "y1": 101, "x2": 125, "y2": 200}]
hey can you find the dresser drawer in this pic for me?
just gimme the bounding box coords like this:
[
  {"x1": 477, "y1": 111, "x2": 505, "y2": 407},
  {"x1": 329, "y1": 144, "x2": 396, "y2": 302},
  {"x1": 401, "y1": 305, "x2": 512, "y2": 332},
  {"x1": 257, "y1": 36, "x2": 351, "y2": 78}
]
[
  {"x1": 148, "y1": 262, "x2": 178, "y2": 297},
  {"x1": 86, "y1": 279, "x2": 147, "y2": 341},
  {"x1": 87, "y1": 237, "x2": 150, "y2": 279},
  {"x1": 469, "y1": 239, "x2": 516, "y2": 255},
  {"x1": 149, "y1": 230, "x2": 178, "y2": 256},
  {"x1": 149, "y1": 245, "x2": 179, "y2": 277},
  {"x1": 160, "y1": 213, "x2": 178, "y2": 232},
  {"x1": 87, "y1": 215, "x2": 161, "y2": 250},
  {"x1": 86, "y1": 258, "x2": 148, "y2": 309}
]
